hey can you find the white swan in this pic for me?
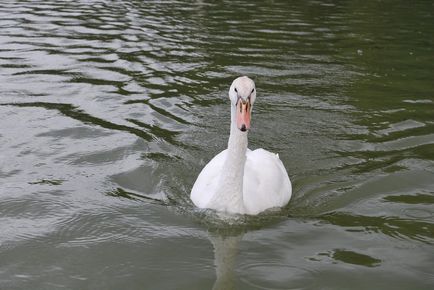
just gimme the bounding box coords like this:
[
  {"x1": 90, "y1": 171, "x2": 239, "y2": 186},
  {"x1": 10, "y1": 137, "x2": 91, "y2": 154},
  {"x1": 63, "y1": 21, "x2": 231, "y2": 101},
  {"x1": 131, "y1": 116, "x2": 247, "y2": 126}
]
[{"x1": 190, "y1": 76, "x2": 292, "y2": 215}]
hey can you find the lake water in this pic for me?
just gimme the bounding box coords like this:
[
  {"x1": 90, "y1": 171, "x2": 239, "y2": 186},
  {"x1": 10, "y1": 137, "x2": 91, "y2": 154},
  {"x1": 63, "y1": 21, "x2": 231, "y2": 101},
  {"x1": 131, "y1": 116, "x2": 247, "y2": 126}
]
[{"x1": 1, "y1": 0, "x2": 433, "y2": 289}]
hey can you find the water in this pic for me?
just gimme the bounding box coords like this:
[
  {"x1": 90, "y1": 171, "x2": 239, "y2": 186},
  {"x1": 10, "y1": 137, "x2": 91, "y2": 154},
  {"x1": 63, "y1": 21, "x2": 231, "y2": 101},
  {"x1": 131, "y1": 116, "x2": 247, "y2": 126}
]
[{"x1": 1, "y1": 0, "x2": 433, "y2": 289}]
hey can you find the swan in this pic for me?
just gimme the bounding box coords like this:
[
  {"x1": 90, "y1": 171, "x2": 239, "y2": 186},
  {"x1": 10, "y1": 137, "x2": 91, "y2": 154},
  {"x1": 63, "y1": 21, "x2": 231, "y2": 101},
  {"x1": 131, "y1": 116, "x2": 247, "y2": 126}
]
[{"x1": 190, "y1": 76, "x2": 292, "y2": 215}]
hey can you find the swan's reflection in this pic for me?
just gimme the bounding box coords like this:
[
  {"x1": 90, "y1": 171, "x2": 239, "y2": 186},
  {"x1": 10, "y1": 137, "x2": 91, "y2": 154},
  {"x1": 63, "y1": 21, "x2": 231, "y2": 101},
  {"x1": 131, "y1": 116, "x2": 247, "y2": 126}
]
[
  {"x1": 209, "y1": 231, "x2": 244, "y2": 290},
  {"x1": 200, "y1": 210, "x2": 285, "y2": 289}
]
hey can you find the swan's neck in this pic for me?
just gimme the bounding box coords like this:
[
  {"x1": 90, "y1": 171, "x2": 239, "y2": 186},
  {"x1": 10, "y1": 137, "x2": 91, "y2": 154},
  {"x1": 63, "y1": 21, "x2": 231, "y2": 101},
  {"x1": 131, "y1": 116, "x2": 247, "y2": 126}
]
[{"x1": 210, "y1": 106, "x2": 248, "y2": 213}]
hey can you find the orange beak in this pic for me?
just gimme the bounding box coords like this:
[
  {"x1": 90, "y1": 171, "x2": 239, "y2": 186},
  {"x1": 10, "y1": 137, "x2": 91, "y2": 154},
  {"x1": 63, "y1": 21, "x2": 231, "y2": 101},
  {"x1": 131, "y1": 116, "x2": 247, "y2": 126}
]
[{"x1": 236, "y1": 98, "x2": 251, "y2": 132}]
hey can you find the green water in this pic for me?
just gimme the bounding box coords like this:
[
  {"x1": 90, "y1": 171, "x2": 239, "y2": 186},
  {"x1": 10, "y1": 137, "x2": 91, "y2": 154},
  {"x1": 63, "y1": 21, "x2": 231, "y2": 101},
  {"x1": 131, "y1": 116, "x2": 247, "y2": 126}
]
[{"x1": 1, "y1": 0, "x2": 433, "y2": 289}]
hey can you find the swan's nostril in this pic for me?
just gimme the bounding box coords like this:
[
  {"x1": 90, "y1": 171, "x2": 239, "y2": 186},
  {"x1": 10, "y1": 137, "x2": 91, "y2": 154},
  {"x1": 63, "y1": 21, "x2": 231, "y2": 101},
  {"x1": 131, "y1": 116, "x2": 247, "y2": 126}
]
[{"x1": 240, "y1": 124, "x2": 247, "y2": 132}]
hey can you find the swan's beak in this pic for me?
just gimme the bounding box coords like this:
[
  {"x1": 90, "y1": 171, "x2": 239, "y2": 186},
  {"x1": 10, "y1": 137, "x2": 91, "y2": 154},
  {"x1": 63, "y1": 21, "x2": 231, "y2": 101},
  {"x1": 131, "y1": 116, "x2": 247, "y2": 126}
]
[{"x1": 236, "y1": 98, "x2": 251, "y2": 132}]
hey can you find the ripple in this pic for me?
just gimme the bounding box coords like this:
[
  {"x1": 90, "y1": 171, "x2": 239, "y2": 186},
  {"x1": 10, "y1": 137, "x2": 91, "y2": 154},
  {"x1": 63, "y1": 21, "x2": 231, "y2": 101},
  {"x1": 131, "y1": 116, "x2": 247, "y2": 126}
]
[
  {"x1": 239, "y1": 263, "x2": 315, "y2": 290},
  {"x1": 0, "y1": 102, "x2": 154, "y2": 141},
  {"x1": 403, "y1": 99, "x2": 433, "y2": 104},
  {"x1": 376, "y1": 119, "x2": 426, "y2": 136},
  {"x1": 383, "y1": 193, "x2": 434, "y2": 205},
  {"x1": 0, "y1": 194, "x2": 73, "y2": 245},
  {"x1": 331, "y1": 249, "x2": 381, "y2": 267},
  {"x1": 403, "y1": 209, "x2": 434, "y2": 219},
  {"x1": 320, "y1": 212, "x2": 434, "y2": 244}
]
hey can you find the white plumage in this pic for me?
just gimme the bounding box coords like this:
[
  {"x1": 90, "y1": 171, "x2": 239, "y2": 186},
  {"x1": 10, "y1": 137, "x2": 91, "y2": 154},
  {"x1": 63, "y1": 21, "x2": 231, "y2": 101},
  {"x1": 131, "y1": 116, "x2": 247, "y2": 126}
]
[{"x1": 190, "y1": 76, "x2": 292, "y2": 215}]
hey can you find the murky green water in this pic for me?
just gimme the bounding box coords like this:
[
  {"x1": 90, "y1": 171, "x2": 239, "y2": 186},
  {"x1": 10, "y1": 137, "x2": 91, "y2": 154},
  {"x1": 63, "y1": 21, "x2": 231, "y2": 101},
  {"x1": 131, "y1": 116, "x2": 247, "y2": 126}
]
[{"x1": 1, "y1": 0, "x2": 433, "y2": 289}]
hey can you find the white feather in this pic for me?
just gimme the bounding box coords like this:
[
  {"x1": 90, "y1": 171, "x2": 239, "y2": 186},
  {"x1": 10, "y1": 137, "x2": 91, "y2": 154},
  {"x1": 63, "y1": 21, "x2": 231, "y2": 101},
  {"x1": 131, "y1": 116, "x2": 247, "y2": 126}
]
[{"x1": 190, "y1": 76, "x2": 292, "y2": 215}]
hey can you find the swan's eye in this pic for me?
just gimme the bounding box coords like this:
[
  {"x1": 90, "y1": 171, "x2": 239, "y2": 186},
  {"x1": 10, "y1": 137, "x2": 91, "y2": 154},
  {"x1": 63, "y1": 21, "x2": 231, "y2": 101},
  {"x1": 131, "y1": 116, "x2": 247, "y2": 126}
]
[
  {"x1": 234, "y1": 88, "x2": 238, "y2": 93},
  {"x1": 251, "y1": 88, "x2": 255, "y2": 93}
]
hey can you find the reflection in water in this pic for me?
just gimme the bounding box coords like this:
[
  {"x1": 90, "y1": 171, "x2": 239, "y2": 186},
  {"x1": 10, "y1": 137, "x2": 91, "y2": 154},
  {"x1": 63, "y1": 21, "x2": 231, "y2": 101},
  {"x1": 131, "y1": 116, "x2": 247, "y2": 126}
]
[
  {"x1": 210, "y1": 233, "x2": 243, "y2": 290},
  {"x1": 331, "y1": 249, "x2": 381, "y2": 267}
]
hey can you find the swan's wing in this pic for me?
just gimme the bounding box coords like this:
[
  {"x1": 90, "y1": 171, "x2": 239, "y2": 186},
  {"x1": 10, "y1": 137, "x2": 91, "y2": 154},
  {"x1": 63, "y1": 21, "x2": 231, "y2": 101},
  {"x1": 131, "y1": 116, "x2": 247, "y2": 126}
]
[
  {"x1": 190, "y1": 149, "x2": 228, "y2": 208},
  {"x1": 243, "y1": 148, "x2": 292, "y2": 214}
]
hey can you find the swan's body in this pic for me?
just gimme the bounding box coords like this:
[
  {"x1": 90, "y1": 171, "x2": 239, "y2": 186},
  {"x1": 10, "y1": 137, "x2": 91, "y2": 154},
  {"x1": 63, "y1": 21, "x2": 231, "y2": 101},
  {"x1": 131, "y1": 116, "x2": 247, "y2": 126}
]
[{"x1": 190, "y1": 76, "x2": 292, "y2": 215}]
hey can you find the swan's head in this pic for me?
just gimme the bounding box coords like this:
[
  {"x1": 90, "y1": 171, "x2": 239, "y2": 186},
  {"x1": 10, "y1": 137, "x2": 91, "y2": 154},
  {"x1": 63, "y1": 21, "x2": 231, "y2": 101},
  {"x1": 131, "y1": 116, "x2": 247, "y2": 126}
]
[{"x1": 229, "y1": 76, "x2": 256, "y2": 132}]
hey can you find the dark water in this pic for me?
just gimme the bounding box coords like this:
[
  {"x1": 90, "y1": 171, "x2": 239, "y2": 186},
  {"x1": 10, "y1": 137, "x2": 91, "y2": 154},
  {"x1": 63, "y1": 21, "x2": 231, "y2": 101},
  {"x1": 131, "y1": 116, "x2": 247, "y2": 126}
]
[{"x1": 1, "y1": 0, "x2": 433, "y2": 289}]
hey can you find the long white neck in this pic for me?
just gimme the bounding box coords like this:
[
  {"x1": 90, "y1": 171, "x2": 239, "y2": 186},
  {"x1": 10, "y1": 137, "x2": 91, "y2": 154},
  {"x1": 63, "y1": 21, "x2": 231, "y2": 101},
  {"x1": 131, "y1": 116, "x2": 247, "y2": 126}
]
[{"x1": 209, "y1": 105, "x2": 248, "y2": 214}]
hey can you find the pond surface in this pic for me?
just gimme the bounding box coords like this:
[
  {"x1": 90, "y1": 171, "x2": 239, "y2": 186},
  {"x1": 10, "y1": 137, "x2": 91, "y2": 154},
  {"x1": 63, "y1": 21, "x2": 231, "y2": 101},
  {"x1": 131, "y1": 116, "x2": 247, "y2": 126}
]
[{"x1": 1, "y1": 0, "x2": 433, "y2": 289}]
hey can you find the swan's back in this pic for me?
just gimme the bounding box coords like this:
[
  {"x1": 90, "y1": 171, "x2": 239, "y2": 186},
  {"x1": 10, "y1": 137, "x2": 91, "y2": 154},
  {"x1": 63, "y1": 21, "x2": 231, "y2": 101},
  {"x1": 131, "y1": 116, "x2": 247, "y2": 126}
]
[
  {"x1": 190, "y1": 148, "x2": 291, "y2": 214},
  {"x1": 190, "y1": 150, "x2": 228, "y2": 208},
  {"x1": 243, "y1": 149, "x2": 292, "y2": 214}
]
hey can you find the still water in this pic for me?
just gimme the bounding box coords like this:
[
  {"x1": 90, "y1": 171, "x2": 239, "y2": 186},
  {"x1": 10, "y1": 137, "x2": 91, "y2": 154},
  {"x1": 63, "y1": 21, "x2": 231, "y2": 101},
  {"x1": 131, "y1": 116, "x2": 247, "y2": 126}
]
[{"x1": 1, "y1": 0, "x2": 433, "y2": 289}]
